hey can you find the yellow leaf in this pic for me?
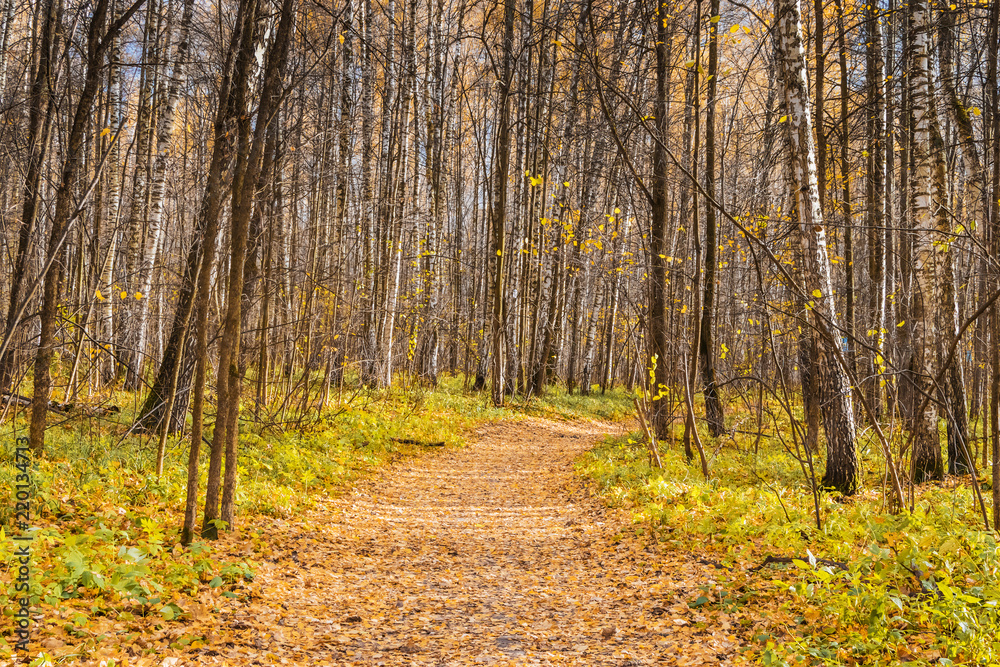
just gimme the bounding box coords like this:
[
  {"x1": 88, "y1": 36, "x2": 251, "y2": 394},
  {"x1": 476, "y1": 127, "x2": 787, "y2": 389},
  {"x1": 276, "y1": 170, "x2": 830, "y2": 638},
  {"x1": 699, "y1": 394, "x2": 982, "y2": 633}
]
[
  {"x1": 680, "y1": 304, "x2": 688, "y2": 313},
  {"x1": 134, "y1": 291, "x2": 143, "y2": 300},
  {"x1": 100, "y1": 127, "x2": 111, "y2": 137},
  {"x1": 95, "y1": 290, "x2": 105, "y2": 301},
  {"x1": 710, "y1": 14, "x2": 721, "y2": 22},
  {"x1": 730, "y1": 24, "x2": 739, "y2": 33},
  {"x1": 338, "y1": 33, "x2": 345, "y2": 44},
  {"x1": 684, "y1": 59, "x2": 696, "y2": 68},
  {"x1": 496, "y1": 249, "x2": 502, "y2": 256},
  {"x1": 897, "y1": 320, "x2": 906, "y2": 327},
  {"x1": 778, "y1": 115, "x2": 788, "y2": 123},
  {"x1": 811, "y1": 289, "x2": 823, "y2": 298},
  {"x1": 120, "y1": 291, "x2": 128, "y2": 300}
]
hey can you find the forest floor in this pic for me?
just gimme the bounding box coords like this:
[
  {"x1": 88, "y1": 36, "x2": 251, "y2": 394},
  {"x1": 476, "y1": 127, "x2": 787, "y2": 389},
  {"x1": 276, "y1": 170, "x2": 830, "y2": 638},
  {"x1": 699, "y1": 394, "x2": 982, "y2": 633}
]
[{"x1": 145, "y1": 417, "x2": 748, "y2": 666}]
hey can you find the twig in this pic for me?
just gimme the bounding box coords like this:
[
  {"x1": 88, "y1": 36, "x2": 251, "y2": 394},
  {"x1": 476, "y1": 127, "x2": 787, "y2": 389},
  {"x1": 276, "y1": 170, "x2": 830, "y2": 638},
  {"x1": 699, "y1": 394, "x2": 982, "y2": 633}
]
[
  {"x1": 750, "y1": 555, "x2": 848, "y2": 572},
  {"x1": 390, "y1": 438, "x2": 445, "y2": 447},
  {"x1": 633, "y1": 396, "x2": 663, "y2": 469}
]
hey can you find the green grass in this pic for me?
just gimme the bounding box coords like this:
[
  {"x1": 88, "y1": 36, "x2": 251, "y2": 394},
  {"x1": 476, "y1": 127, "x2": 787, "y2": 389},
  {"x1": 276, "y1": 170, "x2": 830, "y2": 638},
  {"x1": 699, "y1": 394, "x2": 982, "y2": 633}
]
[
  {"x1": 521, "y1": 383, "x2": 635, "y2": 422},
  {"x1": 578, "y1": 398, "x2": 1000, "y2": 666}
]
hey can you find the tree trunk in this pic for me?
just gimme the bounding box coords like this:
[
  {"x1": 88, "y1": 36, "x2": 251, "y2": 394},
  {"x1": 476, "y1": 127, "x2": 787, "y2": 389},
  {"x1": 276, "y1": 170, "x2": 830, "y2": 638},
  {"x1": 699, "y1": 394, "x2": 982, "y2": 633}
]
[
  {"x1": 649, "y1": 0, "x2": 673, "y2": 438},
  {"x1": 987, "y1": 0, "x2": 1000, "y2": 530},
  {"x1": 0, "y1": 0, "x2": 59, "y2": 394},
  {"x1": 119, "y1": 0, "x2": 167, "y2": 387},
  {"x1": 0, "y1": 0, "x2": 14, "y2": 101},
  {"x1": 489, "y1": 0, "x2": 515, "y2": 406},
  {"x1": 700, "y1": 0, "x2": 724, "y2": 437},
  {"x1": 776, "y1": 0, "x2": 859, "y2": 495},
  {"x1": 864, "y1": 0, "x2": 887, "y2": 418},
  {"x1": 97, "y1": 19, "x2": 123, "y2": 386},
  {"x1": 936, "y1": 4, "x2": 970, "y2": 475},
  {"x1": 359, "y1": 0, "x2": 378, "y2": 386},
  {"x1": 124, "y1": 0, "x2": 194, "y2": 395},
  {"x1": 907, "y1": 0, "x2": 944, "y2": 483},
  {"x1": 216, "y1": 0, "x2": 294, "y2": 530},
  {"x1": 200, "y1": 0, "x2": 262, "y2": 539}
]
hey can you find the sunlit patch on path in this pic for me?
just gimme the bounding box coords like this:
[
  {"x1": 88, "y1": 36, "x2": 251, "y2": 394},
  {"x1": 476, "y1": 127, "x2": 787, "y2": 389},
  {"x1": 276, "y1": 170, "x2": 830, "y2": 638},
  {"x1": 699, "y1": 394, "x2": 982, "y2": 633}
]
[{"x1": 207, "y1": 418, "x2": 743, "y2": 665}]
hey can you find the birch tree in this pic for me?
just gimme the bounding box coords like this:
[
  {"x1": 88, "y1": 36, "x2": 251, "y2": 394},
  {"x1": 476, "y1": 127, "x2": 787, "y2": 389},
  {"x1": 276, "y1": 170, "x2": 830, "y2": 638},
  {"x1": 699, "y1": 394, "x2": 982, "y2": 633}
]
[
  {"x1": 489, "y1": 0, "x2": 516, "y2": 406},
  {"x1": 775, "y1": 0, "x2": 859, "y2": 494},
  {"x1": 907, "y1": 0, "x2": 944, "y2": 482}
]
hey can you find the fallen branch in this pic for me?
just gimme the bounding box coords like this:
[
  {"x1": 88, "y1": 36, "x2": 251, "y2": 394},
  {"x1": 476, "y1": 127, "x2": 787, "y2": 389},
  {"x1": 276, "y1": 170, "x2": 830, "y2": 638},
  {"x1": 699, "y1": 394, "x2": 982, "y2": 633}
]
[
  {"x1": 3, "y1": 392, "x2": 72, "y2": 414},
  {"x1": 750, "y1": 555, "x2": 848, "y2": 572},
  {"x1": 888, "y1": 546, "x2": 944, "y2": 600},
  {"x1": 697, "y1": 558, "x2": 733, "y2": 571},
  {"x1": 754, "y1": 553, "x2": 947, "y2": 602},
  {"x1": 390, "y1": 438, "x2": 445, "y2": 447}
]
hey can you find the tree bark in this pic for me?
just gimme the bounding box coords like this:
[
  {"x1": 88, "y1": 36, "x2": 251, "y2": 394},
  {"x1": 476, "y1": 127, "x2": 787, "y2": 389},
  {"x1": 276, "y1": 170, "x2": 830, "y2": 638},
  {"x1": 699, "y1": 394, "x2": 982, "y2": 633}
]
[
  {"x1": 936, "y1": 4, "x2": 970, "y2": 475},
  {"x1": 200, "y1": 0, "x2": 262, "y2": 539},
  {"x1": 0, "y1": 0, "x2": 59, "y2": 394},
  {"x1": 864, "y1": 0, "x2": 887, "y2": 419},
  {"x1": 776, "y1": 0, "x2": 859, "y2": 495},
  {"x1": 700, "y1": 0, "x2": 724, "y2": 437},
  {"x1": 489, "y1": 0, "x2": 515, "y2": 406},
  {"x1": 649, "y1": 0, "x2": 673, "y2": 438},
  {"x1": 987, "y1": 0, "x2": 1000, "y2": 530},
  {"x1": 907, "y1": 0, "x2": 944, "y2": 483},
  {"x1": 119, "y1": 0, "x2": 169, "y2": 388}
]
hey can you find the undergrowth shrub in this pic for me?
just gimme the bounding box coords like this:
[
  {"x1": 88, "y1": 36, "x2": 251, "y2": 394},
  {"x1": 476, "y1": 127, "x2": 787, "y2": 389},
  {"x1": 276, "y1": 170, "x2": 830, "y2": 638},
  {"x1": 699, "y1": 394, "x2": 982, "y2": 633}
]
[{"x1": 579, "y1": 423, "x2": 1000, "y2": 666}]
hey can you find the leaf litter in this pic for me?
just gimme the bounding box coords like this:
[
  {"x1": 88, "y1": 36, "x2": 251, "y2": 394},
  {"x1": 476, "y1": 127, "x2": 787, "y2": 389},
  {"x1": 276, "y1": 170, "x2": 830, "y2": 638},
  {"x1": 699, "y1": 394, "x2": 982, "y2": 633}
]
[
  {"x1": 198, "y1": 418, "x2": 748, "y2": 665},
  {"x1": 6, "y1": 418, "x2": 751, "y2": 665}
]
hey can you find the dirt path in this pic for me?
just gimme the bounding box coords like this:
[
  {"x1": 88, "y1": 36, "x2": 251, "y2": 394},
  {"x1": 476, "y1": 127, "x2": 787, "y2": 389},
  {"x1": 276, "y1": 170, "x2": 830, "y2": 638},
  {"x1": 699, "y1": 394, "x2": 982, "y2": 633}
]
[{"x1": 212, "y1": 418, "x2": 742, "y2": 666}]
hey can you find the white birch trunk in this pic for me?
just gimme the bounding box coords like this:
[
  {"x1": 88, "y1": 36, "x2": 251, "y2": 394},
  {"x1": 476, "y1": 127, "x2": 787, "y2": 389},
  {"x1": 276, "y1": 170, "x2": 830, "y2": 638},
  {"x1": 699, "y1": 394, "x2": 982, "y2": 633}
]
[
  {"x1": 0, "y1": 0, "x2": 14, "y2": 102},
  {"x1": 98, "y1": 19, "x2": 123, "y2": 384},
  {"x1": 776, "y1": 0, "x2": 859, "y2": 494},
  {"x1": 908, "y1": 0, "x2": 943, "y2": 481},
  {"x1": 123, "y1": 0, "x2": 194, "y2": 389}
]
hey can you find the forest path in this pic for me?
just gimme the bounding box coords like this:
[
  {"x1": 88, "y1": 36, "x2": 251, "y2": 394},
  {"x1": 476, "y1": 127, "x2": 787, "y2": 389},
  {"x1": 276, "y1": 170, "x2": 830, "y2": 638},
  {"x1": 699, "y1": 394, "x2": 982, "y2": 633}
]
[{"x1": 219, "y1": 418, "x2": 742, "y2": 666}]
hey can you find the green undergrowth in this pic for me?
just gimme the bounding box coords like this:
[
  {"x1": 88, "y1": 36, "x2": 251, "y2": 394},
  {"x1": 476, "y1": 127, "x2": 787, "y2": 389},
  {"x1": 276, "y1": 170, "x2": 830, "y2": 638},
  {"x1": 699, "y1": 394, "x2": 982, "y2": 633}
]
[
  {"x1": 578, "y1": 402, "x2": 1000, "y2": 666},
  {"x1": 0, "y1": 373, "x2": 629, "y2": 657},
  {"x1": 521, "y1": 385, "x2": 633, "y2": 422}
]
